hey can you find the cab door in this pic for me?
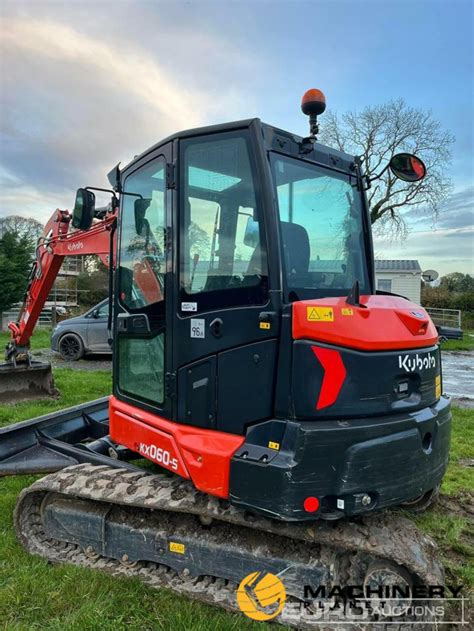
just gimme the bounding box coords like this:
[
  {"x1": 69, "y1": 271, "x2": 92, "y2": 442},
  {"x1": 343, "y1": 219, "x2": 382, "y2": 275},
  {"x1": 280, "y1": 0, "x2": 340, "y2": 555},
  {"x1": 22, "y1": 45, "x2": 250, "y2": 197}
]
[
  {"x1": 114, "y1": 143, "x2": 173, "y2": 419},
  {"x1": 174, "y1": 128, "x2": 278, "y2": 434}
]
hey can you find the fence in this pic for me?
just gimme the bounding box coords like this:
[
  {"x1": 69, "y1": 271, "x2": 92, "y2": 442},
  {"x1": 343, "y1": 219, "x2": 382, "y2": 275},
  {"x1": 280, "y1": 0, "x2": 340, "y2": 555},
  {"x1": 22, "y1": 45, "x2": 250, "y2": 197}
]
[
  {"x1": 1, "y1": 309, "x2": 55, "y2": 331},
  {"x1": 425, "y1": 307, "x2": 462, "y2": 329}
]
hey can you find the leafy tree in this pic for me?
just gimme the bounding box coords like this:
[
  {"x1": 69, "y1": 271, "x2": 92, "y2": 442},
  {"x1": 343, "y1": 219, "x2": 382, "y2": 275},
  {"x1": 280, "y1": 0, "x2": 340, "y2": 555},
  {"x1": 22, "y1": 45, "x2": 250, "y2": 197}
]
[
  {"x1": 0, "y1": 231, "x2": 34, "y2": 312},
  {"x1": 189, "y1": 221, "x2": 210, "y2": 258},
  {"x1": 77, "y1": 261, "x2": 109, "y2": 307},
  {"x1": 0, "y1": 215, "x2": 43, "y2": 242},
  {"x1": 439, "y1": 272, "x2": 474, "y2": 293},
  {"x1": 319, "y1": 100, "x2": 454, "y2": 235}
]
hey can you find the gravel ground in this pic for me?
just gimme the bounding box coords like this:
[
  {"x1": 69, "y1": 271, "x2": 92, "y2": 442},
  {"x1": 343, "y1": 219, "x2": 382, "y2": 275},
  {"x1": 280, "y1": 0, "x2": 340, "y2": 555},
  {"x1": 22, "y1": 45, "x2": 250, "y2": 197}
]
[
  {"x1": 441, "y1": 350, "x2": 474, "y2": 407},
  {"x1": 33, "y1": 349, "x2": 112, "y2": 372}
]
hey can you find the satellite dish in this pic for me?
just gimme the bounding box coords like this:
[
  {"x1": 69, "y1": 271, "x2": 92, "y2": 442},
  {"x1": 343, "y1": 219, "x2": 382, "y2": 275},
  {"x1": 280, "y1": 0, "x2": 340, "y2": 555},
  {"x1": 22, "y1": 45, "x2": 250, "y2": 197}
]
[{"x1": 422, "y1": 269, "x2": 439, "y2": 283}]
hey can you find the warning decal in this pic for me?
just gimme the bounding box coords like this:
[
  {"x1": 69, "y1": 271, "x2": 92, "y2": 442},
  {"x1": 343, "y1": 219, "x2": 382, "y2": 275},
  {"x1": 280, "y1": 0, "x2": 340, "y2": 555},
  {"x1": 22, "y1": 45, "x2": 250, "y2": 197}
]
[
  {"x1": 169, "y1": 542, "x2": 185, "y2": 554},
  {"x1": 341, "y1": 308, "x2": 353, "y2": 316},
  {"x1": 306, "y1": 306, "x2": 334, "y2": 322}
]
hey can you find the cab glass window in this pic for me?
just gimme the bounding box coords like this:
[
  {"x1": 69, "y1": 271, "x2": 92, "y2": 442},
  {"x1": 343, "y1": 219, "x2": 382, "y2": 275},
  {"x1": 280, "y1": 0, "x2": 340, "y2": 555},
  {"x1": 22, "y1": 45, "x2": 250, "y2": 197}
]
[
  {"x1": 180, "y1": 133, "x2": 268, "y2": 312},
  {"x1": 119, "y1": 158, "x2": 166, "y2": 312},
  {"x1": 117, "y1": 156, "x2": 167, "y2": 406},
  {"x1": 272, "y1": 154, "x2": 370, "y2": 299}
]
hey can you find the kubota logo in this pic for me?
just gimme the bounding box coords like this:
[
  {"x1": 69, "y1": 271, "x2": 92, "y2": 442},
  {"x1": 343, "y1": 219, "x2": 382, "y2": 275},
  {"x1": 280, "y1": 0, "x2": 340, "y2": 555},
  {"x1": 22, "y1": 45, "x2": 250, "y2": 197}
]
[
  {"x1": 67, "y1": 241, "x2": 84, "y2": 252},
  {"x1": 236, "y1": 571, "x2": 286, "y2": 621},
  {"x1": 398, "y1": 352, "x2": 436, "y2": 373}
]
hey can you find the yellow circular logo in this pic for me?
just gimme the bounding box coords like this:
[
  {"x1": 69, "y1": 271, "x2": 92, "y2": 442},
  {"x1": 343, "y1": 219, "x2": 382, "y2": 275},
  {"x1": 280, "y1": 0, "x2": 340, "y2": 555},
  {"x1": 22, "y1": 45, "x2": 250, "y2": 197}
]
[{"x1": 236, "y1": 571, "x2": 286, "y2": 621}]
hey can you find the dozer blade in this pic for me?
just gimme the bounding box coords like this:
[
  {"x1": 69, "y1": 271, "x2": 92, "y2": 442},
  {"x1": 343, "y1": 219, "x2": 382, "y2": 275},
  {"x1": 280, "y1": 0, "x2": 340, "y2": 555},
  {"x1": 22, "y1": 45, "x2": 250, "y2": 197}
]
[
  {"x1": 0, "y1": 360, "x2": 57, "y2": 404},
  {"x1": 0, "y1": 397, "x2": 142, "y2": 476}
]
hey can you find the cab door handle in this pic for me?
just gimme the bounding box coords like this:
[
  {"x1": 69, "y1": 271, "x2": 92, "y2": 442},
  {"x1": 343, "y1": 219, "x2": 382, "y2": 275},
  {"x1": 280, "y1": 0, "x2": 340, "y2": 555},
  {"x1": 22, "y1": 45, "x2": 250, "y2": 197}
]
[{"x1": 209, "y1": 318, "x2": 223, "y2": 338}]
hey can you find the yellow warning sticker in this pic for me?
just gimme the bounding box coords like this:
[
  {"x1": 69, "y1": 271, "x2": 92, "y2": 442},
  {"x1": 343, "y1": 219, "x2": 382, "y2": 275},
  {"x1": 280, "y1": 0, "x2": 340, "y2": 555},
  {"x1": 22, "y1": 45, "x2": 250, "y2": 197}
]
[
  {"x1": 435, "y1": 375, "x2": 441, "y2": 399},
  {"x1": 169, "y1": 542, "x2": 185, "y2": 554},
  {"x1": 268, "y1": 441, "x2": 280, "y2": 450},
  {"x1": 341, "y1": 308, "x2": 353, "y2": 316},
  {"x1": 260, "y1": 322, "x2": 271, "y2": 330},
  {"x1": 307, "y1": 306, "x2": 334, "y2": 322}
]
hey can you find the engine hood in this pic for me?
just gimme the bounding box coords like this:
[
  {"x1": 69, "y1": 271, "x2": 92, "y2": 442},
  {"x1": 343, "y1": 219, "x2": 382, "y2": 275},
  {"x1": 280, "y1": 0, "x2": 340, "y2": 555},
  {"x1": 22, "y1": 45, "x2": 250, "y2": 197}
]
[{"x1": 292, "y1": 295, "x2": 438, "y2": 351}]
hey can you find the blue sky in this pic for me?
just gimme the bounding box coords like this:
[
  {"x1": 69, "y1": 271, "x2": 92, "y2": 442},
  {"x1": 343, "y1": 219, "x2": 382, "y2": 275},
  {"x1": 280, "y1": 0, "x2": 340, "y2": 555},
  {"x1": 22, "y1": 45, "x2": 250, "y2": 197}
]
[{"x1": 0, "y1": 0, "x2": 472, "y2": 274}]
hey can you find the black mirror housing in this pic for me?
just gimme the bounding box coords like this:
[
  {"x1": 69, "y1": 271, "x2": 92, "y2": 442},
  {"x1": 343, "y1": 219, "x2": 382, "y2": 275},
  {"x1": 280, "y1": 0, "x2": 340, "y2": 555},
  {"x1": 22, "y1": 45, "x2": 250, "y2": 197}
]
[
  {"x1": 72, "y1": 189, "x2": 96, "y2": 230},
  {"x1": 389, "y1": 153, "x2": 426, "y2": 182}
]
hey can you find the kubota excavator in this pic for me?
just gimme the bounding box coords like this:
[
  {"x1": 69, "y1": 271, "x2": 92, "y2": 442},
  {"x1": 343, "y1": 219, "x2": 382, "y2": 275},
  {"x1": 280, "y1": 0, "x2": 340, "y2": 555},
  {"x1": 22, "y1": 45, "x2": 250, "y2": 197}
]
[{"x1": 0, "y1": 90, "x2": 451, "y2": 628}]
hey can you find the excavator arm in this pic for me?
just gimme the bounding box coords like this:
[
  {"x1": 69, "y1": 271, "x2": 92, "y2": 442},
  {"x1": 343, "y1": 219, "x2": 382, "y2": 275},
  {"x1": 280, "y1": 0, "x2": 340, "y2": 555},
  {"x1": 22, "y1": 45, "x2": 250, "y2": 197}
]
[
  {"x1": 0, "y1": 206, "x2": 117, "y2": 403},
  {"x1": 5, "y1": 207, "x2": 117, "y2": 363}
]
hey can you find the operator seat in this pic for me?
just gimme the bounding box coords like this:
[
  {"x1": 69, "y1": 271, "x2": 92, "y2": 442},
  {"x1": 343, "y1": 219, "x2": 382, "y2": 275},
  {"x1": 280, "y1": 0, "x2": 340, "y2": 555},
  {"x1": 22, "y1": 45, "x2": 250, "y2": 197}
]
[
  {"x1": 245, "y1": 221, "x2": 310, "y2": 279},
  {"x1": 280, "y1": 221, "x2": 310, "y2": 277}
]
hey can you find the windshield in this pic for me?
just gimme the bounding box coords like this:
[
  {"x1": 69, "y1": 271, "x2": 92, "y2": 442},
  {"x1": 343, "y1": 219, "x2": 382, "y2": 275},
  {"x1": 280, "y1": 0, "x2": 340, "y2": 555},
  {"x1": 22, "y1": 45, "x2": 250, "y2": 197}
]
[{"x1": 271, "y1": 154, "x2": 370, "y2": 300}]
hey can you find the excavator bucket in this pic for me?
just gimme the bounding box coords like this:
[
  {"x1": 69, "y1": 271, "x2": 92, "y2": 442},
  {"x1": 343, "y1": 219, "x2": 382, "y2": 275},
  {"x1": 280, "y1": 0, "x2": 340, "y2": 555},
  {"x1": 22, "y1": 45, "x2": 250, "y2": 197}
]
[{"x1": 0, "y1": 360, "x2": 58, "y2": 404}]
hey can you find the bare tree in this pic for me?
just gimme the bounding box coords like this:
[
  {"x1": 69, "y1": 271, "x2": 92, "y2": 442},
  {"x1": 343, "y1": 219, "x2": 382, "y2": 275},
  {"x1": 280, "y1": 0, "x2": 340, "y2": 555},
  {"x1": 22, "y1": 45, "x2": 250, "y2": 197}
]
[
  {"x1": 0, "y1": 215, "x2": 44, "y2": 241},
  {"x1": 319, "y1": 100, "x2": 454, "y2": 235}
]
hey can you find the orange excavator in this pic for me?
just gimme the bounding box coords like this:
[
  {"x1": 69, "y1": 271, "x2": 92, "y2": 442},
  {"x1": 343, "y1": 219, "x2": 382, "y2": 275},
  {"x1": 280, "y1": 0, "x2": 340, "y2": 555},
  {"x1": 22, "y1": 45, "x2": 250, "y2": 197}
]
[
  {"x1": 0, "y1": 90, "x2": 451, "y2": 627},
  {"x1": 0, "y1": 202, "x2": 117, "y2": 402}
]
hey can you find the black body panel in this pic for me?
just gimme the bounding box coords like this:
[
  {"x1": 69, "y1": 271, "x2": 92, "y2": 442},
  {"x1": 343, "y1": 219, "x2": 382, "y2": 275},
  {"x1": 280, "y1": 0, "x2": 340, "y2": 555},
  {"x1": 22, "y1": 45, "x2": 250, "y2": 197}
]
[
  {"x1": 229, "y1": 396, "x2": 451, "y2": 520},
  {"x1": 177, "y1": 356, "x2": 217, "y2": 428},
  {"x1": 292, "y1": 341, "x2": 440, "y2": 419},
  {"x1": 176, "y1": 339, "x2": 277, "y2": 434},
  {"x1": 216, "y1": 339, "x2": 278, "y2": 434}
]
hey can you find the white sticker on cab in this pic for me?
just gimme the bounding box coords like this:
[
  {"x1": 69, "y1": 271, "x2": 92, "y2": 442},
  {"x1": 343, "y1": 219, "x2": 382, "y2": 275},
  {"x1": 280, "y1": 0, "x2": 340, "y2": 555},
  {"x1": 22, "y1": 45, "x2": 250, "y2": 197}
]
[
  {"x1": 190, "y1": 318, "x2": 205, "y2": 339},
  {"x1": 181, "y1": 302, "x2": 197, "y2": 312}
]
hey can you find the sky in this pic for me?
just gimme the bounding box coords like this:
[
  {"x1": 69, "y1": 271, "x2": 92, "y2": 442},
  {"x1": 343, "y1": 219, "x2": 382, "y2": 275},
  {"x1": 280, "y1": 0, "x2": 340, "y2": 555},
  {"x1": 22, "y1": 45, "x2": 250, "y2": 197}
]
[{"x1": 0, "y1": 0, "x2": 472, "y2": 276}]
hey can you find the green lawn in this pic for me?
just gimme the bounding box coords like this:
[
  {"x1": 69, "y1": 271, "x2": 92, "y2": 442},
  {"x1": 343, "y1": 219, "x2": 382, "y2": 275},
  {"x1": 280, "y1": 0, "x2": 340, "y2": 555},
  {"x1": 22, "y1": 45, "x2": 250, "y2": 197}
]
[
  {"x1": 0, "y1": 328, "x2": 51, "y2": 352},
  {"x1": 0, "y1": 370, "x2": 472, "y2": 628},
  {"x1": 440, "y1": 330, "x2": 474, "y2": 352},
  {"x1": 0, "y1": 369, "x2": 111, "y2": 428}
]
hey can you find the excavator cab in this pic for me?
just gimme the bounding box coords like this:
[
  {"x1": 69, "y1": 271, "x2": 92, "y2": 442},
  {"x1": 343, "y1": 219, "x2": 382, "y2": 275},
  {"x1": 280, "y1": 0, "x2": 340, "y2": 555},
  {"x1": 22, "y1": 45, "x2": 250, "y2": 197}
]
[{"x1": 104, "y1": 95, "x2": 449, "y2": 521}]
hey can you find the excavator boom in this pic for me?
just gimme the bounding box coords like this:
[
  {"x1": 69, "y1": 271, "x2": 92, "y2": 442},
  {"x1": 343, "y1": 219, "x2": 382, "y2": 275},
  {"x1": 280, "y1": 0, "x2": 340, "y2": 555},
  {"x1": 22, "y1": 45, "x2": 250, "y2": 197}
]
[{"x1": 1, "y1": 206, "x2": 116, "y2": 403}]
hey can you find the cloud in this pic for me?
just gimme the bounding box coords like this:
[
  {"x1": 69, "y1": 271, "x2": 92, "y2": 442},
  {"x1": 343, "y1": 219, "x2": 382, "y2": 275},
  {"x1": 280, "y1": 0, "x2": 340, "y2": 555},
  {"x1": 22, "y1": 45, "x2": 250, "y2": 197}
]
[
  {"x1": 401, "y1": 186, "x2": 474, "y2": 230},
  {"x1": 375, "y1": 224, "x2": 474, "y2": 276},
  {"x1": 0, "y1": 15, "x2": 259, "y2": 220}
]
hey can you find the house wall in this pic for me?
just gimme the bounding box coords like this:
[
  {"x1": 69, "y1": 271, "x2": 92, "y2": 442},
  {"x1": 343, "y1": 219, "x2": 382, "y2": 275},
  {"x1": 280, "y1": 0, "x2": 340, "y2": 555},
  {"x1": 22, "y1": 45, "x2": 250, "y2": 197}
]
[{"x1": 375, "y1": 272, "x2": 421, "y2": 303}]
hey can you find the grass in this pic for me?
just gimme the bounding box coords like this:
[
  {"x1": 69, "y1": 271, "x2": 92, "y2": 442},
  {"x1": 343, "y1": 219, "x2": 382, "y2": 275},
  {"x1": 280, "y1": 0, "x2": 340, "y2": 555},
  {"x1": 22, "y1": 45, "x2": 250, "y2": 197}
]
[
  {"x1": 0, "y1": 370, "x2": 472, "y2": 628},
  {"x1": 0, "y1": 369, "x2": 111, "y2": 429},
  {"x1": 0, "y1": 328, "x2": 51, "y2": 352},
  {"x1": 440, "y1": 330, "x2": 474, "y2": 352},
  {"x1": 0, "y1": 368, "x2": 261, "y2": 630},
  {"x1": 441, "y1": 406, "x2": 474, "y2": 495}
]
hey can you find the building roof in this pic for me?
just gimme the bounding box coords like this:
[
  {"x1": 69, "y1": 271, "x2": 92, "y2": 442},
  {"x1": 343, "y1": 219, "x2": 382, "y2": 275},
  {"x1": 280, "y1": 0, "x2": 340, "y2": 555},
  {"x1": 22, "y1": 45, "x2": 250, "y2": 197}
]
[{"x1": 375, "y1": 260, "x2": 422, "y2": 272}]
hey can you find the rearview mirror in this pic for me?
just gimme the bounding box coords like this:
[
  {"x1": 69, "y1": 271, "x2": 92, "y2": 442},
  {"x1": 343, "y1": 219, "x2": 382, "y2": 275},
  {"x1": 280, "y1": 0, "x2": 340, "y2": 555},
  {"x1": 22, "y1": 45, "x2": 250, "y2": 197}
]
[
  {"x1": 72, "y1": 188, "x2": 96, "y2": 230},
  {"x1": 389, "y1": 153, "x2": 426, "y2": 182},
  {"x1": 243, "y1": 217, "x2": 259, "y2": 248},
  {"x1": 134, "y1": 198, "x2": 152, "y2": 234}
]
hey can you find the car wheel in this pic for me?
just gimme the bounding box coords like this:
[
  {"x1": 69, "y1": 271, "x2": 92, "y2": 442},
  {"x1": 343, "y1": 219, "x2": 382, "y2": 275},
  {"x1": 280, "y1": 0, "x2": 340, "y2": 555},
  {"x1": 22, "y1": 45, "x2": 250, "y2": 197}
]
[{"x1": 58, "y1": 333, "x2": 85, "y2": 361}]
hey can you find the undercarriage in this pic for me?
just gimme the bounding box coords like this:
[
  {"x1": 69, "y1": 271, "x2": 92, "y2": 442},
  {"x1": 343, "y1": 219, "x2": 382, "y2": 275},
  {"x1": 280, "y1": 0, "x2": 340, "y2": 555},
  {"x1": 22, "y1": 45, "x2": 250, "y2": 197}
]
[{"x1": 15, "y1": 463, "x2": 444, "y2": 629}]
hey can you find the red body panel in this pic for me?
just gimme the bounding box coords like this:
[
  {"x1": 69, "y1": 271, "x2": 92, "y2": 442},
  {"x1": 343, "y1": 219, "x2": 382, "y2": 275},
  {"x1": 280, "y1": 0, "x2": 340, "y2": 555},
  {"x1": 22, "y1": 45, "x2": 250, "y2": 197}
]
[
  {"x1": 109, "y1": 396, "x2": 244, "y2": 498},
  {"x1": 293, "y1": 295, "x2": 438, "y2": 351},
  {"x1": 311, "y1": 346, "x2": 346, "y2": 409}
]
